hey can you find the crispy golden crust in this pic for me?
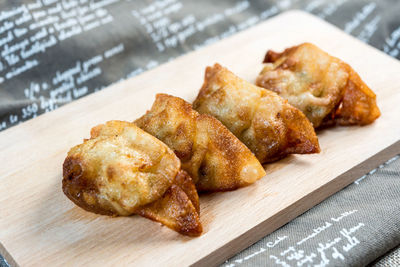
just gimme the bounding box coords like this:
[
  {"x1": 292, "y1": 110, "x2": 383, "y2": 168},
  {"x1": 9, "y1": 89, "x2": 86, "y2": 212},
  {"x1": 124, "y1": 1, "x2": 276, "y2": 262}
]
[
  {"x1": 135, "y1": 94, "x2": 266, "y2": 191},
  {"x1": 137, "y1": 171, "x2": 202, "y2": 236},
  {"x1": 333, "y1": 69, "x2": 381, "y2": 125},
  {"x1": 62, "y1": 120, "x2": 202, "y2": 236},
  {"x1": 173, "y1": 169, "x2": 200, "y2": 214},
  {"x1": 257, "y1": 43, "x2": 380, "y2": 128},
  {"x1": 193, "y1": 64, "x2": 320, "y2": 163},
  {"x1": 63, "y1": 121, "x2": 180, "y2": 215}
]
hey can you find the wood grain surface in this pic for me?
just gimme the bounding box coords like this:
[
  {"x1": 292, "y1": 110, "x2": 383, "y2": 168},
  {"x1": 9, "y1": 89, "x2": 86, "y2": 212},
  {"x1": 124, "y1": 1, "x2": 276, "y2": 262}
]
[{"x1": 0, "y1": 11, "x2": 399, "y2": 267}]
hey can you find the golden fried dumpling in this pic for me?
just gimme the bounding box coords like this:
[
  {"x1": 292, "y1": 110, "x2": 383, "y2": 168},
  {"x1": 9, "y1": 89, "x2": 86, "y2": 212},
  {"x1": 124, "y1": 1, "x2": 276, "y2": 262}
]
[
  {"x1": 135, "y1": 94, "x2": 266, "y2": 191},
  {"x1": 137, "y1": 170, "x2": 201, "y2": 236},
  {"x1": 256, "y1": 43, "x2": 380, "y2": 128},
  {"x1": 193, "y1": 64, "x2": 320, "y2": 163},
  {"x1": 63, "y1": 120, "x2": 202, "y2": 236}
]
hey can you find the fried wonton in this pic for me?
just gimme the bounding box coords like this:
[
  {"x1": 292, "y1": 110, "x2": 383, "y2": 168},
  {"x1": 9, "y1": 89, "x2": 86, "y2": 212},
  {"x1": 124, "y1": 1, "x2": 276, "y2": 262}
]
[
  {"x1": 193, "y1": 64, "x2": 320, "y2": 163},
  {"x1": 256, "y1": 43, "x2": 380, "y2": 128},
  {"x1": 62, "y1": 120, "x2": 202, "y2": 236},
  {"x1": 135, "y1": 94, "x2": 266, "y2": 191}
]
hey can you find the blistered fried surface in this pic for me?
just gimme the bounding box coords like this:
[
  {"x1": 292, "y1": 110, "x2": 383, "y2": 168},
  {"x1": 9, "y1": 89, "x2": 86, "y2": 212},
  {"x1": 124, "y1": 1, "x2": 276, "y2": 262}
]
[
  {"x1": 63, "y1": 121, "x2": 202, "y2": 236},
  {"x1": 135, "y1": 94, "x2": 266, "y2": 191},
  {"x1": 137, "y1": 171, "x2": 202, "y2": 236},
  {"x1": 193, "y1": 64, "x2": 320, "y2": 163},
  {"x1": 256, "y1": 43, "x2": 380, "y2": 127},
  {"x1": 63, "y1": 121, "x2": 181, "y2": 215}
]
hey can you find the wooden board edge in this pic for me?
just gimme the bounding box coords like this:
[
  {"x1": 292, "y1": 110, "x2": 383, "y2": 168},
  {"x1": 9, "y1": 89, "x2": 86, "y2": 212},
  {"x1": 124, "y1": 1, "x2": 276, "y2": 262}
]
[
  {"x1": 192, "y1": 140, "x2": 400, "y2": 267},
  {"x1": 283, "y1": 10, "x2": 400, "y2": 66},
  {"x1": 0, "y1": 242, "x2": 19, "y2": 267}
]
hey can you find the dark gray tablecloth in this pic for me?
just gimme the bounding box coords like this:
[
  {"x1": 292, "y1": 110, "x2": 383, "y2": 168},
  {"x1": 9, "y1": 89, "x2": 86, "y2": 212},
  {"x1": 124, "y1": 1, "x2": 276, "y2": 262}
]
[{"x1": 0, "y1": 1, "x2": 399, "y2": 266}]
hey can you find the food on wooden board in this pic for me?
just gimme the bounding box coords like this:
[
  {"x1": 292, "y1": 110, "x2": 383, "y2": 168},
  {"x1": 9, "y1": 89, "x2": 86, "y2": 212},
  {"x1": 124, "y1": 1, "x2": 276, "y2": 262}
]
[
  {"x1": 193, "y1": 63, "x2": 320, "y2": 163},
  {"x1": 256, "y1": 43, "x2": 380, "y2": 128},
  {"x1": 135, "y1": 94, "x2": 266, "y2": 192},
  {"x1": 62, "y1": 120, "x2": 202, "y2": 236},
  {"x1": 63, "y1": 43, "x2": 380, "y2": 237}
]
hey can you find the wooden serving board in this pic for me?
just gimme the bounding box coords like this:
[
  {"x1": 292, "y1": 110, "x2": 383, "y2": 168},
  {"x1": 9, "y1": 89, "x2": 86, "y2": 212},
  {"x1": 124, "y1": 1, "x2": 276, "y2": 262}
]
[{"x1": 1, "y1": 11, "x2": 399, "y2": 267}]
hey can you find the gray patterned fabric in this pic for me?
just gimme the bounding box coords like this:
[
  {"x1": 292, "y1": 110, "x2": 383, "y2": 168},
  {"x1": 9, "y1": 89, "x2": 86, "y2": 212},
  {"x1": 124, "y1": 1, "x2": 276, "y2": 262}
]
[
  {"x1": 223, "y1": 155, "x2": 400, "y2": 267},
  {"x1": 372, "y1": 246, "x2": 400, "y2": 267}
]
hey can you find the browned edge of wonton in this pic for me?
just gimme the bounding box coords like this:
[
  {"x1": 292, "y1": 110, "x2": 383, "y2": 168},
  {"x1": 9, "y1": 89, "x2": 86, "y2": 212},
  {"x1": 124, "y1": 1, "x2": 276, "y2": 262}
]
[
  {"x1": 135, "y1": 93, "x2": 267, "y2": 191},
  {"x1": 137, "y1": 170, "x2": 202, "y2": 236},
  {"x1": 263, "y1": 43, "x2": 381, "y2": 127},
  {"x1": 62, "y1": 121, "x2": 202, "y2": 236},
  {"x1": 194, "y1": 63, "x2": 320, "y2": 163}
]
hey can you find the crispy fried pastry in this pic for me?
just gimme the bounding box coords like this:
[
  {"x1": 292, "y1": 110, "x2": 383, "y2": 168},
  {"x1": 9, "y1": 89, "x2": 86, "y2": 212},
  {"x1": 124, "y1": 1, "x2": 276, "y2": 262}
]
[
  {"x1": 256, "y1": 43, "x2": 380, "y2": 128},
  {"x1": 135, "y1": 94, "x2": 266, "y2": 191},
  {"x1": 137, "y1": 170, "x2": 201, "y2": 236},
  {"x1": 193, "y1": 64, "x2": 320, "y2": 163},
  {"x1": 62, "y1": 120, "x2": 202, "y2": 236}
]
